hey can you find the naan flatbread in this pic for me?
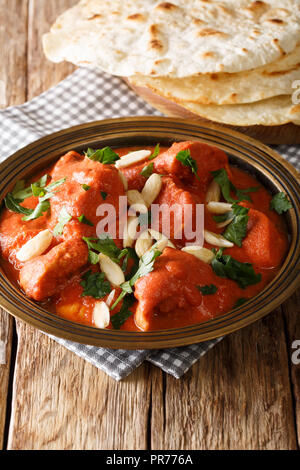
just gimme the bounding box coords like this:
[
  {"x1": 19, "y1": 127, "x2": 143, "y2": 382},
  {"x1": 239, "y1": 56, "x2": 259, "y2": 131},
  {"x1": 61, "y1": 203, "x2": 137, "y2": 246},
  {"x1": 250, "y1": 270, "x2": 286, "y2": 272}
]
[{"x1": 43, "y1": 0, "x2": 300, "y2": 77}]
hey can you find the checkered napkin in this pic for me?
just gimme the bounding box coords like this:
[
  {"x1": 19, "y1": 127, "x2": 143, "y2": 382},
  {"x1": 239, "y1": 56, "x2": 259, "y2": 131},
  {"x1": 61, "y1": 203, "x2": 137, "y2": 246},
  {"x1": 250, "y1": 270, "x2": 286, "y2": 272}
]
[{"x1": 0, "y1": 68, "x2": 299, "y2": 380}]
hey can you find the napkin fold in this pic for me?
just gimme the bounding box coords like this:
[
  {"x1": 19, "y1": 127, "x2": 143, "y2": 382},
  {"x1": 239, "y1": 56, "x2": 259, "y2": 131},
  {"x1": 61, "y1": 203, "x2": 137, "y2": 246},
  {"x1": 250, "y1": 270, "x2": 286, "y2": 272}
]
[{"x1": 0, "y1": 68, "x2": 299, "y2": 380}]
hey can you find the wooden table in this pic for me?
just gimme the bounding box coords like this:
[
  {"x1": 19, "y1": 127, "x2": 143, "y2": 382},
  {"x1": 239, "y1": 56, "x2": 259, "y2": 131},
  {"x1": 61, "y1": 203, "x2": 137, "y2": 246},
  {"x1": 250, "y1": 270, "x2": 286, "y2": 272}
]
[{"x1": 0, "y1": 0, "x2": 299, "y2": 450}]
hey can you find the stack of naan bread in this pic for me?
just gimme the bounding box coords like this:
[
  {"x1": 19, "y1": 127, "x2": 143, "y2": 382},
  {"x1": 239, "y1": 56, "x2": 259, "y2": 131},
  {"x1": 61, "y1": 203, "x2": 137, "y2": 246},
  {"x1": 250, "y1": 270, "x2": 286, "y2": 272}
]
[{"x1": 43, "y1": 0, "x2": 300, "y2": 131}]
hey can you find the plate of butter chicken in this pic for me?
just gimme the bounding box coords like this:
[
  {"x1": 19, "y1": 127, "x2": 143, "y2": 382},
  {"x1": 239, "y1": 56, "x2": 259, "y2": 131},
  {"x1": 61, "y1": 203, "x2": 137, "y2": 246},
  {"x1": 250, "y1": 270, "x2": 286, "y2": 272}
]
[{"x1": 0, "y1": 118, "x2": 299, "y2": 348}]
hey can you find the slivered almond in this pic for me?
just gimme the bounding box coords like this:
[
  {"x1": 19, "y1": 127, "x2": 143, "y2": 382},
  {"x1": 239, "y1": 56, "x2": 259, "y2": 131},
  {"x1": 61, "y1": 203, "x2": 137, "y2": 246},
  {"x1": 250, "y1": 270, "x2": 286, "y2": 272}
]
[
  {"x1": 148, "y1": 229, "x2": 175, "y2": 248},
  {"x1": 181, "y1": 246, "x2": 215, "y2": 263},
  {"x1": 99, "y1": 253, "x2": 125, "y2": 286},
  {"x1": 123, "y1": 216, "x2": 139, "y2": 248},
  {"x1": 93, "y1": 301, "x2": 110, "y2": 329},
  {"x1": 206, "y1": 180, "x2": 221, "y2": 203},
  {"x1": 141, "y1": 173, "x2": 162, "y2": 207},
  {"x1": 152, "y1": 237, "x2": 168, "y2": 252},
  {"x1": 118, "y1": 170, "x2": 128, "y2": 190},
  {"x1": 204, "y1": 230, "x2": 234, "y2": 248},
  {"x1": 115, "y1": 150, "x2": 151, "y2": 169},
  {"x1": 216, "y1": 217, "x2": 234, "y2": 228},
  {"x1": 16, "y1": 229, "x2": 53, "y2": 262},
  {"x1": 126, "y1": 190, "x2": 148, "y2": 214},
  {"x1": 106, "y1": 289, "x2": 116, "y2": 307},
  {"x1": 206, "y1": 202, "x2": 232, "y2": 214},
  {"x1": 135, "y1": 230, "x2": 153, "y2": 258}
]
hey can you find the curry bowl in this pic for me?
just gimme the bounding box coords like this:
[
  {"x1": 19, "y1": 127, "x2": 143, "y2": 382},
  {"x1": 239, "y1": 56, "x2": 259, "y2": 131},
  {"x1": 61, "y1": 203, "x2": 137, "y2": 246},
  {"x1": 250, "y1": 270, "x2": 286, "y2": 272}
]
[{"x1": 0, "y1": 117, "x2": 299, "y2": 349}]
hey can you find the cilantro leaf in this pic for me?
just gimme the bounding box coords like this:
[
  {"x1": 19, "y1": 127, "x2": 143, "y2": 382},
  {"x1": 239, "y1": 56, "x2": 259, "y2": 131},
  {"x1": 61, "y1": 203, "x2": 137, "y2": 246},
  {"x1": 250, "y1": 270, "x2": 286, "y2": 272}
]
[
  {"x1": 212, "y1": 168, "x2": 259, "y2": 203},
  {"x1": 211, "y1": 251, "x2": 261, "y2": 289},
  {"x1": 84, "y1": 147, "x2": 120, "y2": 165},
  {"x1": 88, "y1": 250, "x2": 99, "y2": 265},
  {"x1": 111, "y1": 295, "x2": 135, "y2": 330},
  {"x1": 82, "y1": 234, "x2": 121, "y2": 262},
  {"x1": 141, "y1": 162, "x2": 154, "y2": 178},
  {"x1": 175, "y1": 149, "x2": 199, "y2": 179},
  {"x1": 4, "y1": 193, "x2": 33, "y2": 216},
  {"x1": 270, "y1": 192, "x2": 292, "y2": 214},
  {"x1": 149, "y1": 144, "x2": 160, "y2": 160},
  {"x1": 22, "y1": 193, "x2": 52, "y2": 221},
  {"x1": 12, "y1": 174, "x2": 49, "y2": 201},
  {"x1": 213, "y1": 212, "x2": 234, "y2": 224},
  {"x1": 53, "y1": 207, "x2": 72, "y2": 236},
  {"x1": 235, "y1": 186, "x2": 260, "y2": 202},
  {"x1": 100, "y1": 191, "x2": 107, "y2": 200},
  {"x1": 223, "y1": 204, "x2": 249, "y2": 247},
  {"x1": 80, "y1": 270, "x2": 111, "y2": 299},
  {"x1": 78, "y1": 214, "x2": 94, "y2": 226},
  {"x1": 130, "y1": 248, "x2": 161, "y2": 285},
  {"x1": 118, "y1": 247, "x2": 139, "y2": 277},
  {"x1": 211, "y1": 168, "x2": 235, "y2": 203},
  {"x1": 234, "y1": 298, "x2": 249, "y2": 308},
  {"x1": 111, "y1": 248, "x2": 162, "y2": 310},
  {"x1": 196, "y1": 284, "x2": 218, "y2": 295},
  {"x1": 5, "y1": 176, "x2": 66, "y2": 222},
  {"x1": 82, "y1": 184, "x2": 90, "y2": 191}
]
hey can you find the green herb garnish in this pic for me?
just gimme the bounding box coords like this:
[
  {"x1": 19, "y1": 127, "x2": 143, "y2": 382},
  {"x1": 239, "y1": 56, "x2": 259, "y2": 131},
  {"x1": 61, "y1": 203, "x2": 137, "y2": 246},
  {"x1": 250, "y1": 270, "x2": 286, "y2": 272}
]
[
  {"x1": 82, "y1": 184, "x2": 90, "y2": 191},
  {"x1": 212, "y1": 168, "x2": 259, "y2": 203},
  {"x1": 234, "y1": 298, "x2": 249, "y2": 308},
  {"x1": 270, "y1": 192, "x2": 292, "y2": 214},
  {"x1": 141, "y1": 162, "x2": 154, "y2": 178},
  {"x1": 196, "y1": 284, "x2": 218, "y2": 295},
  {"x1": 4, "y1": 176, "x2": 66, "y2": 221},
  {"x1": 223, "y1": 204, "x2": 249, "y2": 247},
  {"x1": 12, "y1": 174, "x2": 48, "y2": 201},
  {"x1": 84, "y1": 147, "x2": 120, "y2": 165},
  {"x1": 111, "y1": 295, "x2": 135, "y2": 330},
  {"x1": 78, "y1": 214, "x2": 94, "y2": 226},
  {"x1": 149, "y1": 144, "x2": 160, "y2": 160},
  {"x1": 53, "y1": 207, "x2": 72, "y2": 236},
  {"x1": 22, "y1": 193, "x2": 53, "y2": 221},
  {"x1": 175, "y1": 149, "x2": 199, "y2": 180},
  {"x1": 88, "y1": 251, "x2": 100, "y2": 265},
  {"x1": 83, "y1": 234, "x2": 121, "y2": 262},
  {"x1": 100, "y1": 191, "x2": 108, "y2": 200},
  {"x1": 111, "y1": 248, "x2": 162, "y2": 310},
  {"x1": 211, "y1": 249, "x2": 261, "y2": 289},
  {"x1": 80, "y1": 270, "x2": 111, "y2": 299},
  {"x1": 4, "y1": 193, "x2": 33, "y2": 216}
]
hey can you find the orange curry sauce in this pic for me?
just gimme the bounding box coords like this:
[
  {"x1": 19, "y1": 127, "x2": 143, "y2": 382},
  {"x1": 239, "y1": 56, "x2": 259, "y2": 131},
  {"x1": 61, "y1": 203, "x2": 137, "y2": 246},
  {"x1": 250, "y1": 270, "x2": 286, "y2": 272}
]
[{"x1": 0, "y1": 142, "x2": 288, "y2": 331}]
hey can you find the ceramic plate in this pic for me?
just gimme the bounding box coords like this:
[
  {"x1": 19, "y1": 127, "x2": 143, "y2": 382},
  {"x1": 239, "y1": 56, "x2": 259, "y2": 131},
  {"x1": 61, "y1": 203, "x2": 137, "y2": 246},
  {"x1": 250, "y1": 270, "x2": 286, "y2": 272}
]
[{"x1": 0, "y1": 117, "x2": 299, "y2": 349}]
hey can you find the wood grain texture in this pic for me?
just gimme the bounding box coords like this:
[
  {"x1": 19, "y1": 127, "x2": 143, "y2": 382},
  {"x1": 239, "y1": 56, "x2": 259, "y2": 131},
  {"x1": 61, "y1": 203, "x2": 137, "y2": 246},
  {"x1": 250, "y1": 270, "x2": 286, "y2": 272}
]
[
  {"x1": 151, "y1": 311, "x2": 298, "y2": 450},
  {"x1": 8, "y1": 322, "x2": 151, "y2": 450},
  {"x1": 0, "y1": 0, "x2": 29, "y2": 449},
  {"x1": 282, "y1": 290, "x2": 300, "y2": 447},
  {"x1": 1, "y1": 0, "x2": 299, "y2": 450},
  {"x1": 27, "y1": 0, "x2": 76, "y2": 99},
  {"x1": 0, "y1": 310, "x2": 12, "y2": 449}
]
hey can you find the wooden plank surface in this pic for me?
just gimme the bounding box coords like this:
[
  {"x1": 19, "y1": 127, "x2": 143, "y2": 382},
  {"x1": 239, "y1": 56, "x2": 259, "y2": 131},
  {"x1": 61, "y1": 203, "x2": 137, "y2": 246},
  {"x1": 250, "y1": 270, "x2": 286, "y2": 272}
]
[
  {"x1": 151, "y1": 311, "x2": 298, "y2": 450},
  {"x1": 282, "y1": 290, "x2": 300, "y2": 447},
  {"x1": 0, "y1": 0, "x2": 299, "y2": 450},
  {"x1": 0, "y1": 0, "x2": 29, "y2": 449}
]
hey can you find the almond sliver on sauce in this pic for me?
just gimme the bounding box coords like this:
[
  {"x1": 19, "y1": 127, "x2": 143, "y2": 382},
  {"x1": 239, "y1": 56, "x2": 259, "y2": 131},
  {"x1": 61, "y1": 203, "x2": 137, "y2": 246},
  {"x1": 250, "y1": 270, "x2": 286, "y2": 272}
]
[
  {"x1": 16, "y1": 229, "x2": 53, "y2": 262},
  {"x1": 93, "y1": 301, "x2": 110, "y2": 329},
  {"x1": 141, "y1": 173, "x2": 162, "y2": 207},
  {"x1": 204, "y1": 230, "x2": 234, "y2": 248},
  {"x1": 99, "y1": 253, "x2": 125, "y2": 286},
  {"x1": 115, "y1": 150, "x2": 151, "y2": 169},
  {"x1": 181, "y1": 246, "x2": 214, "y2": 263}
]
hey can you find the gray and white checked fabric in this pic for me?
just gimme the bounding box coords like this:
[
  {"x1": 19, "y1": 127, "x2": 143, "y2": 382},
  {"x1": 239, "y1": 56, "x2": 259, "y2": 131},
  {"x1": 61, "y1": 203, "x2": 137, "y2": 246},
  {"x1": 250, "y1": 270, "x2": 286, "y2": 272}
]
[{"x1": 0, "y1": 68, "x2": 299, "y2": 380}]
